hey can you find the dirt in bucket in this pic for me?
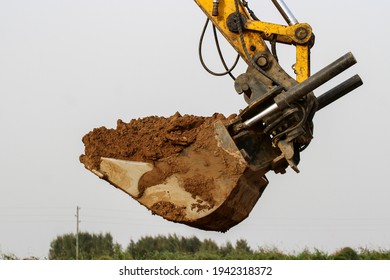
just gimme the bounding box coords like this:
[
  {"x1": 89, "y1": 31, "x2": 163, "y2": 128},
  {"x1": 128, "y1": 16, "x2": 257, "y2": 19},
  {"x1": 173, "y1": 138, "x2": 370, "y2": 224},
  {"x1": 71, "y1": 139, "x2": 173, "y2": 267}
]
[
  {"x1": 79, "y1": 112, "x2": 240, "y2": 206},
  {"x1": 80, "y1": 112, "x2": 235, "y2": 170}
]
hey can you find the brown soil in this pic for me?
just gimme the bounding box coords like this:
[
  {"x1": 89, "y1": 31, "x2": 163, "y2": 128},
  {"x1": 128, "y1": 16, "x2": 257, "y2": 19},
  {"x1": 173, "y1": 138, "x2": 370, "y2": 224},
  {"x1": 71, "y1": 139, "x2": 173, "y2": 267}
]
[{"x1": 80, "y1": 112, "x2": 233, "y2": 170}]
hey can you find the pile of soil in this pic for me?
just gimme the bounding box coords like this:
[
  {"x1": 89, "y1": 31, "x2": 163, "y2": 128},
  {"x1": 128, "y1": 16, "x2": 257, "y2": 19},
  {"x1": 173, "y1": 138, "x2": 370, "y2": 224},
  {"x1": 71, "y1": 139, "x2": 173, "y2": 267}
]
[
  {"x1": 80, "y1": 112, "x2": 234, "y2": 171},
  {"x1": 80, "y1": 112, "x2": 240, "y2": 209}
]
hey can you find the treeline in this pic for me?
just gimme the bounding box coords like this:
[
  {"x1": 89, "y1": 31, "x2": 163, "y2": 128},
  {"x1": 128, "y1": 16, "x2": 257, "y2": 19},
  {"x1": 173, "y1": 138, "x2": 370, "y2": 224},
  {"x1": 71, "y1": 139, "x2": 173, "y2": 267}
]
[{"x1": 45, "y1": 232, "x2": 390, "y2": 260}]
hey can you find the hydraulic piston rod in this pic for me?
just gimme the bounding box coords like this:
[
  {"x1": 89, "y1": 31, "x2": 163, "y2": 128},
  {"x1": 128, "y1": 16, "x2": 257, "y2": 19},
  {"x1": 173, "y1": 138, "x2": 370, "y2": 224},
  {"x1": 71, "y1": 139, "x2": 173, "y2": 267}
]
[
  {"x1": 271, "y1": 0, "x2": 299, "y2": 26},
  {"x1": 244, "y1": 52, "x2": 357, "y2": 128}
]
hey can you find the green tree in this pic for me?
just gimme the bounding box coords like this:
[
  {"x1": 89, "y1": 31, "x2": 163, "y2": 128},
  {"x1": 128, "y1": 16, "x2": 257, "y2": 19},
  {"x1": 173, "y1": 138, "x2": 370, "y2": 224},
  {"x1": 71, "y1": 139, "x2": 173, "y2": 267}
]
[
  {"x1": 235, "y1": 239, "x2": 252, "y2": 253},
  {"x1": 126, "y1": 236, "x2": 157, "y2": 259},
  {"x1": 49, "y1": 232, "x2": 117, "y2": 260},
  {"x1": 332, "y1": 247, "x2": 359, "y2": 260},
  {"x1": 49, "y1": 234, "x2": 76, "y2": 259},
  {"x1": 125, "y1": 234, "x2": 203, "y2": 259},
  {"x1": 220, "y1": 241, "x2": 234, "y2": 258},
  {"x1": 359, "y1": 248, "x2": 390, "y2": 260},
  {"x1": 253, "y1": 247, "x2": 290, "y2": 260},
  {"x1": 195, "y1": 238, "x2": 221, "y2": 259},
  {"x1": 179, "y1": 236, "x2": 201, "y2": 253},
  {"x1": 296, "y1": 249, "x2": 329, "y2": 260}
]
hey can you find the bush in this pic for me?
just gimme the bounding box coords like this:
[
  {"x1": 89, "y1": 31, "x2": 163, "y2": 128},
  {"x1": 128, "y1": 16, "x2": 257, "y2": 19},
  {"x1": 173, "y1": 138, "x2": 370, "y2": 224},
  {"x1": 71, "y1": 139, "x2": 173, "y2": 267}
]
[{"x1": 332, "y1": 247, "x2": 359, "y2": 260}]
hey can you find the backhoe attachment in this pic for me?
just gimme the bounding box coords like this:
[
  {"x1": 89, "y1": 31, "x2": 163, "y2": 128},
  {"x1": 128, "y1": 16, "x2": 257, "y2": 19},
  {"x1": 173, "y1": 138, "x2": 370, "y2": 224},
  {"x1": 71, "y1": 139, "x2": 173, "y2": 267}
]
[{"x1": 80, "y1": 0, "x2": 363, "y2": 231}]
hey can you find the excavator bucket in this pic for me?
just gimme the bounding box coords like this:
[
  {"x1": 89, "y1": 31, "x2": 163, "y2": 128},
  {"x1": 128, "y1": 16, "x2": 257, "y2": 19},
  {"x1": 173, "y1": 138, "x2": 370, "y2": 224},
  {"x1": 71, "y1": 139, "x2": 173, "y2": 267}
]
[{"x1": 80, "y1": 114, "x2": 268, "y2": 232}]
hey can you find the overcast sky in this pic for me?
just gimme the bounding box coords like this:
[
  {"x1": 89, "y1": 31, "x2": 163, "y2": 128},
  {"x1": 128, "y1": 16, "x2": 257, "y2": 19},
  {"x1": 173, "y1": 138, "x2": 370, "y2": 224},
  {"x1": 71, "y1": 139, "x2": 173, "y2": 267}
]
[{"x1": 1, "y1": 0, "x2": 389, "y2": 259}]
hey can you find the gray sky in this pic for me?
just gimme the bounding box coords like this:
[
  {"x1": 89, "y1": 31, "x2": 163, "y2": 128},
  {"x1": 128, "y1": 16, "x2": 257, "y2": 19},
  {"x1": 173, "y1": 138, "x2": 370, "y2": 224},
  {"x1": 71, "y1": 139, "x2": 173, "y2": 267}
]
[{"x1": 0, "y1": 0, "x2": 389, "y2": 259}]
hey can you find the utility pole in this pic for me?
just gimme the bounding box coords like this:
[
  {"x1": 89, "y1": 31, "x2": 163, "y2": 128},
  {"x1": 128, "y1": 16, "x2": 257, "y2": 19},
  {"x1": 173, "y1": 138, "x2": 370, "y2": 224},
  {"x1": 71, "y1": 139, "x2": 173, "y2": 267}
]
[{"x1": 76, "y1": 206, "x2": 80, "y2": 260}]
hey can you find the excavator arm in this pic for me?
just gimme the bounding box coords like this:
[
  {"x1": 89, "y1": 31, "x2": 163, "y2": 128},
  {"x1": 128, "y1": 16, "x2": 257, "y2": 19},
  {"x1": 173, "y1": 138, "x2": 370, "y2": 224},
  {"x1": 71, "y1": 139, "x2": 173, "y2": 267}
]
[
  {"x1": 195, "y1": 0, "x2": 312, "y2": 82},
  {"x1": 80, "y1": 0, "x2": 363, "y2": 232}
]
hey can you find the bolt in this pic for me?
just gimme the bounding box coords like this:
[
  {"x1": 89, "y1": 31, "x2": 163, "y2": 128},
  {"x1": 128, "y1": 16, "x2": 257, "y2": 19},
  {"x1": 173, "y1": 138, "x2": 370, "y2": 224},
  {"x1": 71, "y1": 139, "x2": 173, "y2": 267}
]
[
  {"x1": 250, "y1": 45, "x2": 256, "y2": 52},
  {"x1": 295, "y1": 27, "x2": 309, "y2": 41},
  {"x1": 256, "y1": 55, "x2": 269, "y2": 68}
]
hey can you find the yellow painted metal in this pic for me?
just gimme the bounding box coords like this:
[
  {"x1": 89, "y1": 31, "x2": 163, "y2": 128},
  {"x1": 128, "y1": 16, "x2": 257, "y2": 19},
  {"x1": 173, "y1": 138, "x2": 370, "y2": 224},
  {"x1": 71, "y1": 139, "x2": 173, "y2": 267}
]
[
  {"x1": 245, "y1": 21, "x2": 312, "y2": 45},
  {"x1": 194, "y1": 0, "x2": 269, "y2": 64},
  {"x1": 194, "y1": 0, "x2": 312, "y2": 82},
  {"x1": 295, "y1": 44, "x2": 310, "y2": 82}
]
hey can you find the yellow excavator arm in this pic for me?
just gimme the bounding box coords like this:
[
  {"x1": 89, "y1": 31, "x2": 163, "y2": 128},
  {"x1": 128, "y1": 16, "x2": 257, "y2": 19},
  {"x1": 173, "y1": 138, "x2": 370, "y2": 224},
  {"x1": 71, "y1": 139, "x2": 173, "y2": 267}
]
[
  {"x1": 80, "y1": 0, "x2": 363, "y2": 232},
  {"x1": 195, "y1": 0, "x2": 312, "y2": 82}
]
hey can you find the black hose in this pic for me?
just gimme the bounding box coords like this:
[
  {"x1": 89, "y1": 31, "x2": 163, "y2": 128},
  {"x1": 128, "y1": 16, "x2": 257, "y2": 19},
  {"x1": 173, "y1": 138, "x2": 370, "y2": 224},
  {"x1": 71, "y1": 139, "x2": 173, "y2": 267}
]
[{"x1": 198, "y1": 19, "x2": 240, "y2": 79}]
